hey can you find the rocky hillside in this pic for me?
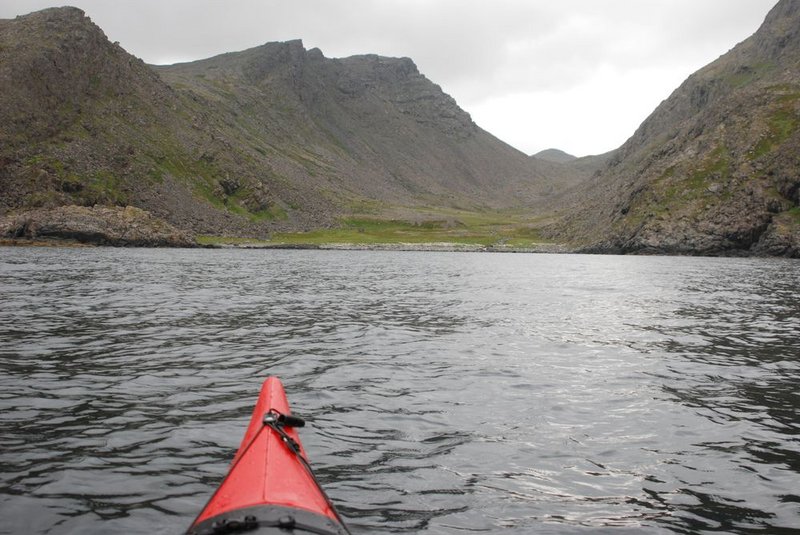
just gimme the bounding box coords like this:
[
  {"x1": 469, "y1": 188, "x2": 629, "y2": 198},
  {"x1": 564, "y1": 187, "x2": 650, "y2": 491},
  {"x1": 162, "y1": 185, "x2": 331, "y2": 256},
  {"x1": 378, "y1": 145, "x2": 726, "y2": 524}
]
[
  {"x1": 0, "y1": 7, "x2": 563, "y2": 241},
  {"x1": 551, "y1": 0, "x2": 800, "y2": 256},
  {"x1": 155, "y1": 39, "x2": 567, "y2": 209},
  {"x1": 0, "y1": 7, "x2": 250, "y2": 237}
]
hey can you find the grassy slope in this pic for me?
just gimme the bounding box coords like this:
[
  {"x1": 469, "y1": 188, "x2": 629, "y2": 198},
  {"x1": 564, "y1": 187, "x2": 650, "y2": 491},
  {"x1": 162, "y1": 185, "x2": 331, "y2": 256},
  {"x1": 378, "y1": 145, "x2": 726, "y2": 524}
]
[{"x1": 197, "y1": 207, "x2": 556, "y2": 248}]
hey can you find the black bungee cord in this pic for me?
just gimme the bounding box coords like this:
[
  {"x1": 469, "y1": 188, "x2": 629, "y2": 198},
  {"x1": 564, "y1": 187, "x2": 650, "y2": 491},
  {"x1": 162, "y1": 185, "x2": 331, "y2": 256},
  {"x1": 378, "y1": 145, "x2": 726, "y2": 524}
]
[{"x1": 263, "y1": 409, "x2": 353, "y2": 535}]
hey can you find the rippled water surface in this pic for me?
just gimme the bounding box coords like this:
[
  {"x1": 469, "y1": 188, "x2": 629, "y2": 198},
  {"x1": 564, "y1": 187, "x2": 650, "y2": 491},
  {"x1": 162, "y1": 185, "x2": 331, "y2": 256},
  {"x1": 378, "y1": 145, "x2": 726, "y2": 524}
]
[{"x1": 1, "y1": 247, "x2": 799, "y2": 534}]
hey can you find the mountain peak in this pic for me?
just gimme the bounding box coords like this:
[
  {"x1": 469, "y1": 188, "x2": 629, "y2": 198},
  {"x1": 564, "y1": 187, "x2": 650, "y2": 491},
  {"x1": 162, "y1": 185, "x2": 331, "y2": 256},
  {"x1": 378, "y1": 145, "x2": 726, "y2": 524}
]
[
  {"x1": 763, "y1": 0, "x2": 800, "y2": 27},
  {"x1": 7, "y1": 6, "x2": 98, "y2": 40},
  {"x1": 17, "y1": 5, "x2": 87, "y2": 20},
  {"x1": 533, "y1": 148, "x2": 577, "y2": 164},
  {"x1": 752, "y1": 0, "x2": 800, "y2": 59},
  {"x1": 0, "y1": 4, "x2": 161, "y2": 147}
]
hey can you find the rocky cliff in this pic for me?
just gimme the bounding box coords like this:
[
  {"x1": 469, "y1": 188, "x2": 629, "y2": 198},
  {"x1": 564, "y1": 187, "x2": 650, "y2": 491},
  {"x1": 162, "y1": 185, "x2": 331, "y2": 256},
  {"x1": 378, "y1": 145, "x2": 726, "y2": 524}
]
[{"x1": 551, "y1": 0, "x2": 800, "y2": 257}]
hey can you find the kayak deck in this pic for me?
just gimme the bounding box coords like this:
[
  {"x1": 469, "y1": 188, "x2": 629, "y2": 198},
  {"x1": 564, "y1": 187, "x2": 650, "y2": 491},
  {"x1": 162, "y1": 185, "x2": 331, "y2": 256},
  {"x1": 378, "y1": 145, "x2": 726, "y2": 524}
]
[
  {"x1": 187, "y1": 377, "x2": 349, "y2": 535},
  {"x1": 189, "y1": 504, "x2": 348, "y2": 535}
]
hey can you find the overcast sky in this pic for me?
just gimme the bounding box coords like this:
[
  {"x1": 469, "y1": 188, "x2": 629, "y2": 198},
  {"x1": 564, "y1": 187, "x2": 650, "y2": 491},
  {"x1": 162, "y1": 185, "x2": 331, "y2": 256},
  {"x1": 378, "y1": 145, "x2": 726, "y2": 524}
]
[{"x1": 2, "y1": 1, "x2": 779, "y2": 156}]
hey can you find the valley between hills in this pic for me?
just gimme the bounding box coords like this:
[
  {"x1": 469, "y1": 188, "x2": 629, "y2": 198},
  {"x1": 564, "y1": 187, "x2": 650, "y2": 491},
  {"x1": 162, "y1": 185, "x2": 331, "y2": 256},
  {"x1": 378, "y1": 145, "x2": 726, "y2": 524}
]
[{"x1": 1, "y1": 2, "x2": 799, "y2": 256}]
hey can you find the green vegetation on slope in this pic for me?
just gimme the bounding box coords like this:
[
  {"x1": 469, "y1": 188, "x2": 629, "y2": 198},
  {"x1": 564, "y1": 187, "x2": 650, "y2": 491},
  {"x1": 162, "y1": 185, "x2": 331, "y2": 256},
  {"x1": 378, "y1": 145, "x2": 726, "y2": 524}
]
[
  {"x1": 750, "y1": 89, "x2": 800, "y2": 159},
  {"x1": 620, "y1": 144, "x2": 734, "y2": 230},
  {"x1": 198, "y1": 209, "x2": 554, "y2": 248}
]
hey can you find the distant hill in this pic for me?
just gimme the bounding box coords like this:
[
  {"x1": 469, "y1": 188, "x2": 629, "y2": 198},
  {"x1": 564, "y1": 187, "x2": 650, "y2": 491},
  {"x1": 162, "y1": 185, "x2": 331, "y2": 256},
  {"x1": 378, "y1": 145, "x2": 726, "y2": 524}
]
[
  {"x1": 549, "y1": 0, "x2": 800, "y2": 256},
  {"x1": 0, "y1": 7, "x2": 568, "y2": 238},
  {"x1": 532, "y1": 148, "x2": 577, "y2": 164}
]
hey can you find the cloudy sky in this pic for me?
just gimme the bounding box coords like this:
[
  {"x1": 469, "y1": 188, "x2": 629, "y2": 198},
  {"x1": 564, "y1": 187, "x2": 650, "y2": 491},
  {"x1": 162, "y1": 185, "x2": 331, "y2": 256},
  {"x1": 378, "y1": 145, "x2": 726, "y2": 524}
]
[{"x1": 2, "y1": 1, "x2": 779, "y2": 156}]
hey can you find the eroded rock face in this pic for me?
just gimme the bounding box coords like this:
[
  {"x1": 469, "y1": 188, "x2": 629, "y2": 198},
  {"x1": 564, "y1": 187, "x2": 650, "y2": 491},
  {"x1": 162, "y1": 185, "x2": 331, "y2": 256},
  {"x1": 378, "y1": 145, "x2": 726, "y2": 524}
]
[{"x1": 1, "y1": 205, "x2": 197, "y2": 247}]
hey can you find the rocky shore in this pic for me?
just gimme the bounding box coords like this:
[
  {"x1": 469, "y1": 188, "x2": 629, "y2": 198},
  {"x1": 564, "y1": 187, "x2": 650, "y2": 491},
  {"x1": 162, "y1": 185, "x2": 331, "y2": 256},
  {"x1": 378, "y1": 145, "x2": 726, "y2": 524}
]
[{"x1": 0, "y1": 205, "x2": 197, "y2": 247}]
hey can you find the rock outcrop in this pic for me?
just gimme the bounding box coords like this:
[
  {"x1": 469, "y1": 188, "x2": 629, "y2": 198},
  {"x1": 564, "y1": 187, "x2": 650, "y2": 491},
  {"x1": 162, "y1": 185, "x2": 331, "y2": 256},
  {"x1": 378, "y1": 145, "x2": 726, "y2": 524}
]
[{"x1": 0, "y1": 205, "x2": 197, "y2": 247}]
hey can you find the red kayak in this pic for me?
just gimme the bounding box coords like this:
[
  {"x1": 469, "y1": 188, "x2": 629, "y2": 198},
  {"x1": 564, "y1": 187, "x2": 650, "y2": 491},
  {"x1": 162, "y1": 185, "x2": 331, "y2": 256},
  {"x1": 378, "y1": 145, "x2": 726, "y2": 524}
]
[{"x1": 187, "y1": 377, "x2": 350, "y2": 535}]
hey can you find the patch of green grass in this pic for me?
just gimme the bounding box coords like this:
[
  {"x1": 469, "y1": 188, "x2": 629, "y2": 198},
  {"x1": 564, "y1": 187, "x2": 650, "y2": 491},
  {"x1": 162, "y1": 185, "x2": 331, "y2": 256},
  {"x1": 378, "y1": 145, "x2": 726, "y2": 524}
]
[
  {"x1": 272, "y1": 218, "x2": 478, "y2": 245},
  {"x1": 150, "y1": 144, "x2": 283, "y2": 223},
  {"x1": 271, "y1": 226, "x2": 493, "y2": 246},
  {"x1": 726, "y1": 62, "x2": 775, "y2": 88},
  {"x1": 244, "y1": 203, "x2": 288, "y2": 222},
  {"x1": 653, "y1": 145, "x2": 730, "y2": 205},
  {"x1": 192, "y1": 177, "x2": 226, "y2": 209},
  {"x1": 679, "y1": 146, "x2": 727, "y2": 190},
  {"x1": 221, "y1": 185, "x2": 289, "y2": 222},
  {"x1": 25, "y1": 156, "x2": 130, "y2": 206},
  {"x1": 752, "y1": 110, "x2": 798, "y2": 158},
  {"x1": 620, "y1": 146, "x2": 733, "y2": 230},
  {"x1": 504, "y1": 226, "x2": 544, "y2": 246},
  {"x1": 82, "y1": 171, "x2": 128, "y2": 206},
  {"x1": 751, "y1": 94, "x2": 800, "y2": 159},
  {"x1": 347, "y1": 198, "x2": 386, "y2": 215},
  {"x1": 146, "y1": 167, "x2": 165, "y2": 184},
  {"x1": 769, "y1": 108, "x2": 797, "y2": 138},
  {"x1": 268, "y1": 213, "x2": 553, "y2": 247}
]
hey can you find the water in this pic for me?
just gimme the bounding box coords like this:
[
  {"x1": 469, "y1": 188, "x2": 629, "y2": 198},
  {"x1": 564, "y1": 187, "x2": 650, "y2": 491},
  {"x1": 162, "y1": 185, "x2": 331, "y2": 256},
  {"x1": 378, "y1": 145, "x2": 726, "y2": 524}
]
[{"x1": 1, "y1": 247, "x2": 798, "y2": 534}]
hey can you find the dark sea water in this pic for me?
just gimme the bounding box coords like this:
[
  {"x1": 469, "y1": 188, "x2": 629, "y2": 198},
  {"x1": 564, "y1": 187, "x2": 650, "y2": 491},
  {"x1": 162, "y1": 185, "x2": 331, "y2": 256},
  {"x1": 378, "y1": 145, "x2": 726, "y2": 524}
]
[{"x1": 1, "y1": 247, "x2": 799, "y2": 534}]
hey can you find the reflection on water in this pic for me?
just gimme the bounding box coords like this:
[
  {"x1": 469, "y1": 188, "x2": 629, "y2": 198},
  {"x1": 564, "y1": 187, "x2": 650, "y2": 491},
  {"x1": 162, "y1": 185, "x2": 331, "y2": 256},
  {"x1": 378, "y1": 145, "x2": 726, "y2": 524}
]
[{"x1": 1, "y1": 248, "x2": 798, "y2": 534}]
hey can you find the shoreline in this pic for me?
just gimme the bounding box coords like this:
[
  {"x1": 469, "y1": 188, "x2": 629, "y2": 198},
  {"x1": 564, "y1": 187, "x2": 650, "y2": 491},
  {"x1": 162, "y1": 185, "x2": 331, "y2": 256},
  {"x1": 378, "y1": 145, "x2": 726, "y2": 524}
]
[
  {"x1": 3, "y1": 238, "x2": 798, "y2": 258},
  {"x1": 0, "y1": 237, "x2": 571, "y2": 253},
  {"x1": 212, "y1": 241, "x2": 572, "y2": 254}
]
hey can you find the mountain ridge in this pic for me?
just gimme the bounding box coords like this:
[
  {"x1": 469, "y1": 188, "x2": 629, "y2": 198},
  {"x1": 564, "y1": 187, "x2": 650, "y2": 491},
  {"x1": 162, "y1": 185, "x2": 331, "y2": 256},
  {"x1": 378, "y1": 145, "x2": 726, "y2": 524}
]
[{"x1": 1, "y1": 8, "x2": 577, "y2": 242}]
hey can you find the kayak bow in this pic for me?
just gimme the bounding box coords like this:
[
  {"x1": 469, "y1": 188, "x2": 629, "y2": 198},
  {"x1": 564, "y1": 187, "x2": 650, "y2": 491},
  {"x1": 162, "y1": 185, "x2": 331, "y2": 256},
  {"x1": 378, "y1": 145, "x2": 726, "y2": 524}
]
[{"x1": 187, "y1": 377, "x2": 350, "y2": 535}]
